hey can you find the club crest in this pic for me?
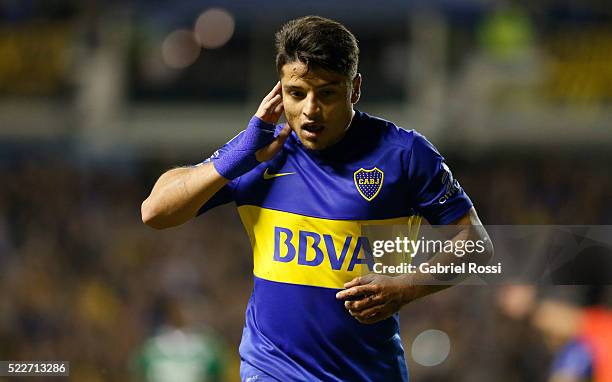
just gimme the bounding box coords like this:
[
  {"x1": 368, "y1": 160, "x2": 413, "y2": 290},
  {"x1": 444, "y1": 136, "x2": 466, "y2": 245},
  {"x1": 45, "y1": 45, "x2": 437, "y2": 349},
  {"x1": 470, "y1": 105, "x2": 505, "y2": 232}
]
[{"x1": 353, "y1": 167, "x2": 384, "y2": 201}]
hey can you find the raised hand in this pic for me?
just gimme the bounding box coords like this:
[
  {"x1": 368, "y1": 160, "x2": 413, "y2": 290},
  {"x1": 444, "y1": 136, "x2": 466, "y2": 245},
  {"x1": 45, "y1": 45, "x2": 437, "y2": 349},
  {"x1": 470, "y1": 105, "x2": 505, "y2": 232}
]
[
  {"x1": 256, "y1": 82, "x2": 284, "y2": 124},
  {"x1": 212, "y1": 82, "x2": 290, "y2": 180}
]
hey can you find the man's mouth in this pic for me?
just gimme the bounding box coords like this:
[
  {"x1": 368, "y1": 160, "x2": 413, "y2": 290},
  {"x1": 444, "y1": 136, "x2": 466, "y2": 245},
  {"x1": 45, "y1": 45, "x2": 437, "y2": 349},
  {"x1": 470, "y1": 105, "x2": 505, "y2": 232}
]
[{"x1": 301, "y1": 123, "x2": 325, "y2": 134}]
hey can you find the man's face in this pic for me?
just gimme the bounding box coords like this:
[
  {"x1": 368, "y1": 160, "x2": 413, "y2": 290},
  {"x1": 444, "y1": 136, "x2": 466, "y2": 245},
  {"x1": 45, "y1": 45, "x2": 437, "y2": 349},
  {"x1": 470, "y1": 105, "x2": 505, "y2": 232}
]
[{"x1": 280, "y1": 61, "x2": 361, "y2": 151}]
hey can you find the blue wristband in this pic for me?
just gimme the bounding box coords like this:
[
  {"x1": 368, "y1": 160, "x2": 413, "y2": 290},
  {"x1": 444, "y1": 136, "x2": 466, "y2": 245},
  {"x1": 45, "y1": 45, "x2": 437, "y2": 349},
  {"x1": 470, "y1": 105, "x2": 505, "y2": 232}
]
[{"x1": 212, "y1": 116, "x2": 277, "y2": 180}]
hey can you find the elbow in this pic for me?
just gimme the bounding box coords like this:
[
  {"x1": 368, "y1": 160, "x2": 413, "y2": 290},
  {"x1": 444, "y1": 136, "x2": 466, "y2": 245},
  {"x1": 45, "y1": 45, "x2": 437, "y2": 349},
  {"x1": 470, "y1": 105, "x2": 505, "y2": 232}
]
[
  {"x1": 141, "y1": 198, "x2": 191, "y2": 230},
  {"x1": 141, "y1": 199, "x2": 166, "y2": 230},
  {"x1": 483, "y1": 234, "x2": 495, "y2": 264},
  {"x1": 468, "y1": 225, "x2": 494, "y2": 265}
]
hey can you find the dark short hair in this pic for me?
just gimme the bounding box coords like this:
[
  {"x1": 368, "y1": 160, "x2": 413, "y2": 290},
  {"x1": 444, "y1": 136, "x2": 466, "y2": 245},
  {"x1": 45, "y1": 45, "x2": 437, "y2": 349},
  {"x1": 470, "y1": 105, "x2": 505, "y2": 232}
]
[{"x1": 275, "y1": 15, "x2": 359, "y2": 79}]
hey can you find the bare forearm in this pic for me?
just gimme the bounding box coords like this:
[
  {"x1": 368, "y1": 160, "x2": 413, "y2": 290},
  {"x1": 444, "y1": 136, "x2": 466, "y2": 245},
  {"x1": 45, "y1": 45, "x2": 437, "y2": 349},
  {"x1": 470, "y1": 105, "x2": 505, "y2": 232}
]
[
  {"x1": 141, "y1": 162, "x2": 228, "y2": 229},
  {"x1": 141, "y1": 83, "x2": 289, "y2": 229},
  {"x1": 399, "y1": 209, "x2": 493, "y2": 303}
]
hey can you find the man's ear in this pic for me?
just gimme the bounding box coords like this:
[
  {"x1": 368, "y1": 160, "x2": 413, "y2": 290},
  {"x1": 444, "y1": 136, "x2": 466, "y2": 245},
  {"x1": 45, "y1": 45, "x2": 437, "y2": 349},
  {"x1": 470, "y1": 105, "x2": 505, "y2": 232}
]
[{"x1": 351, "y1": 73, "x2": 362, "y2": 104}]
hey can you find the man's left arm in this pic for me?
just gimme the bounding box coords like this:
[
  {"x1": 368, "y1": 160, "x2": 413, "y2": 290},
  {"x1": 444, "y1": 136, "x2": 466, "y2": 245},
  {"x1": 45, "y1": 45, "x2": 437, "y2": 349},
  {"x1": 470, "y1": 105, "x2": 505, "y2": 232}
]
[{"x1": 336, "y1": 207, "x2": 493, "y2": 324}]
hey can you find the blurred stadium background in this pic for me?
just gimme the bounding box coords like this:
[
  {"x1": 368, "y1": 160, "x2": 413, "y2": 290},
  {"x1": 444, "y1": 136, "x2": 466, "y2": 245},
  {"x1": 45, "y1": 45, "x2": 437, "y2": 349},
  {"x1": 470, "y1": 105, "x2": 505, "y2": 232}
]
[{"x1": 1, "y1": 0, "x2": 611, "y2": 381}]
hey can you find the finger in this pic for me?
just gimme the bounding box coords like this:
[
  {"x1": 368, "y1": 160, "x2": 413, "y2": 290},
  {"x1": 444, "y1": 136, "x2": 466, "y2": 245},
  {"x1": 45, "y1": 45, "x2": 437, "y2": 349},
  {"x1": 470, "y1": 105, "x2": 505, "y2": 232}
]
[
  {"x1": 262, "y1": 94, "x2": 282, "y2": 112},
  {"x1": 261, "y1": 82, "x2": 282, "y2": 105},
  {"x1": 345, "y1": 294, "x2": 382, "y2": 312},
  {"x1": 351, "y1": 306, "x2": 385, "y2": 324},
  {"x1": 336, "y1": 284, "x2": 378, "y2": 300},
  {"x1": 273, "y1": 100, "x2": 284, "y2": 115},
  {"x1": 343, "y1": 277, "x2": 362, "y2": 289},
  {"x1": 255, "y1": 125, "x2": 290, "y2": 162},
  {"x1": 261, "y1": 81, "x2": 281, "y2": 103},
  {"x1": 343, "y1": 274, "x2": 375, "y2": 289},
  {"x1": 349, "y1": 309, "x2": 380, "y2": 324},
  {"x1": 269, "y1": 125, "x2": 291, "y2": 149},
  {"x1": 257, "y1": 94, "x2": 282, "y2": 123},
  {"x1": 272, "y1": 80, "x2": 281, "y2": 93}
]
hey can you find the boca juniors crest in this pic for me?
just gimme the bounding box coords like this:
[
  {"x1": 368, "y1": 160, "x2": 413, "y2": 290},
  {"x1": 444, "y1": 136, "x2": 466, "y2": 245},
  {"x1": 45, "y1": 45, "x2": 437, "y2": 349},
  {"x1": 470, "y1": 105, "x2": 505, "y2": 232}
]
[{"x1": 353, "y1": 167, "x2": 384, "y2": 201}]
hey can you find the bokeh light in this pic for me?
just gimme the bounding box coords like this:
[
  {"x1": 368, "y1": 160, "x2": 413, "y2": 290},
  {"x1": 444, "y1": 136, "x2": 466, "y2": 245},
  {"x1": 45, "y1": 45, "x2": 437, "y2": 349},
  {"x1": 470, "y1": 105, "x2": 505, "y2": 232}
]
[
  {"x1": 161, "y1": 29, "x2": 201, "y2": 69},
  {"x1": 411, "y1": 329, "x2": 451, "y2": 367},
  {"x1": 194, "y1": 8, "x2": 235, "y2": 49}
]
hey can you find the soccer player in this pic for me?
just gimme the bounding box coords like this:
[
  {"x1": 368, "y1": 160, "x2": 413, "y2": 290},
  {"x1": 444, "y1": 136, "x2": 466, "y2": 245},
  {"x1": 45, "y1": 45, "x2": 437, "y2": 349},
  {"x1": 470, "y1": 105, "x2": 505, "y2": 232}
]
[{"x1": 142, "y1": 15, "x2": 492, "y2": 381}]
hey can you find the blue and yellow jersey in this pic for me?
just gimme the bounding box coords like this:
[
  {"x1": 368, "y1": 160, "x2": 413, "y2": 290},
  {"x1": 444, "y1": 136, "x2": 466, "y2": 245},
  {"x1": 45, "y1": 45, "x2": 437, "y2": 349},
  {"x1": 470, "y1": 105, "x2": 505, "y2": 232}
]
[{"x1": 200, "y1": 110, "x2": 473, "y2": 381}]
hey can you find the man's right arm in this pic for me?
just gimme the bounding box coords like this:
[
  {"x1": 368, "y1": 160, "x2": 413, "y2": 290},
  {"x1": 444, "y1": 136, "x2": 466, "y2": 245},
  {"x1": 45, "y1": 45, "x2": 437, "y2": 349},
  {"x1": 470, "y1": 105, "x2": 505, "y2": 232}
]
[
  {"x1": 141, "y1": 81, "x2": 288, "y2": 230},
  {"x1": 141, "y1": 162, "x2": 228, "y2": 229}
]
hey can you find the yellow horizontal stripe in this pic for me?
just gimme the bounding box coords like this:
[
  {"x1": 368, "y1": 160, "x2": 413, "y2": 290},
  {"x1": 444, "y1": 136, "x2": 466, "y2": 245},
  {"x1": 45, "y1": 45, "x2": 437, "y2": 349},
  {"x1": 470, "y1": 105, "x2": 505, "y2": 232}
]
[{"x1": 237, "y1": 205, "x2": 421, "y2": 289}]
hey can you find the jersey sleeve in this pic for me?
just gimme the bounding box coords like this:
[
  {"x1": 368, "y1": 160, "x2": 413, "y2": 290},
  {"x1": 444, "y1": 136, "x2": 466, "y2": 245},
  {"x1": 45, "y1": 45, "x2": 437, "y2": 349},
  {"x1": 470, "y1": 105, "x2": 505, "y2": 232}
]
[
  {"x1": 406, "y1": 132, "x2": 473, "y2": 225},
  {"x1": 195, "y1": 130, "x2": 246, "y2": 215},
  {"x1": 550, "y1": 340, "x2": 593, "y2": 380}
]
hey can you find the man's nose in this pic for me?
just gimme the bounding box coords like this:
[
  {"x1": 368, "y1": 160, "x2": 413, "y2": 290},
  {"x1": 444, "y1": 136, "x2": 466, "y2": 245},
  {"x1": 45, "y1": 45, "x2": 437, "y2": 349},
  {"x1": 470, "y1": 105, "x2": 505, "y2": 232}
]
[{"x1": 302, "y1": 95, "x2": 321, "y2": 119}]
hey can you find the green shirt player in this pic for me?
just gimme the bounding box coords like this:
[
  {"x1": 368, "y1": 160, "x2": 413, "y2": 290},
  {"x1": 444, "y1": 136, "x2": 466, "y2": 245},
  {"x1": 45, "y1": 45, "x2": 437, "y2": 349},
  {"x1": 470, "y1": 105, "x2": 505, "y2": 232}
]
[{"x1": 132, "y1": 327, "x2": 226, "y2": 382}]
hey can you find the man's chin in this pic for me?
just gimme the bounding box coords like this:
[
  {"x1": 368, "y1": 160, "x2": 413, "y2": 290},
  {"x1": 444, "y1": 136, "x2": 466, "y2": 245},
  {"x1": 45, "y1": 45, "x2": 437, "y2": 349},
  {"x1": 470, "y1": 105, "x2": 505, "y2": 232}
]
[
  {"x1": 295, "y1": 133, "x2": 320, "y2": 150},
  {"x1": 300, "y1": 138, "x2": 326, "y2": 151}
]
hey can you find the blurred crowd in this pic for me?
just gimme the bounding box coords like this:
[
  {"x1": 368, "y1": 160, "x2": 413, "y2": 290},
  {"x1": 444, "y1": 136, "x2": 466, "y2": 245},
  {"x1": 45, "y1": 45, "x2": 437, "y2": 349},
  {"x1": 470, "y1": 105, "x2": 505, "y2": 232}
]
[
  {"x1": 0, "y1": 151, "x2": 252, "y2": 381},
  {"x1": 0, "y1": 147, "x2": 610, "y2": 381}
]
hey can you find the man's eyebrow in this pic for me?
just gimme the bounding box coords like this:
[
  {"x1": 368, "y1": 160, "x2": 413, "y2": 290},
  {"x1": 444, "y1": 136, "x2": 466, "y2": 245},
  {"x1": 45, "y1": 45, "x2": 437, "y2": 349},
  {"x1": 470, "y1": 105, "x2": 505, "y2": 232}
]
[
  {"x1": 284, "y1": 81, "x2": 342, "y2": 90},
  {"x1": 317, "y1": 81, "x2": 342, "y2": 88}
]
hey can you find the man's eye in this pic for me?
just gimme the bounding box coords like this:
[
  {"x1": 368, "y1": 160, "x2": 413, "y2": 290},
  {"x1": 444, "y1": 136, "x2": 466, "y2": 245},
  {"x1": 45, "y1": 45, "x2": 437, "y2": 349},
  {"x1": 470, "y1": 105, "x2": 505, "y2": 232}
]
[
  {"x1": 290, "y1": 91, "x2": 304, "y2": 98},
  {"x1": 320, "y1": 90, "x2": 336, "y2": 97}
]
